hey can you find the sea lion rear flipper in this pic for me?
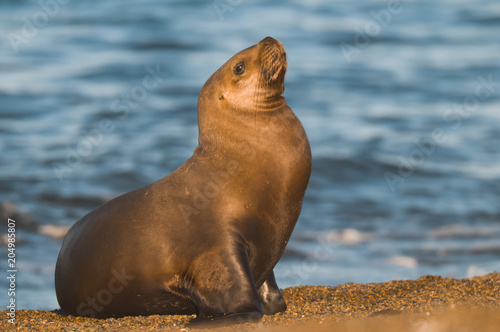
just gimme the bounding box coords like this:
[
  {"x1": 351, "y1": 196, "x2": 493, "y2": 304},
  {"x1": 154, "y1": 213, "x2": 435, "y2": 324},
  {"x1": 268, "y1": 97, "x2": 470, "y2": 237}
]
[
  {"x1": 258, "y1": 270, "x2": 287, "y2": 314},
  {"x1": 187, "y1": 247, "x2": 263, "y2": 328}
]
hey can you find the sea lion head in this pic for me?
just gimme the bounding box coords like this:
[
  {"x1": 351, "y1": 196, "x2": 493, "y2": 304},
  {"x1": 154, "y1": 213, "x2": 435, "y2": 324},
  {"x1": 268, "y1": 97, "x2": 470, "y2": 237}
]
[{"x1": 198, "y1": 36, "x2": 288, "y2": 116}]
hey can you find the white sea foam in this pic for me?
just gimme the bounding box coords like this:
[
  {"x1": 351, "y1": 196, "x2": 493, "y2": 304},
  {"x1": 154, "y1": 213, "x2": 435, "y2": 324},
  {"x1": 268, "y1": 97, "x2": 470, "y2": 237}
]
[
  {"x1": 38, "y1": 225, "x2": 71, "y2": 239},
  {"x1": 319, "y1": 228, "x2": 375, "y2": 246},
  {"x1": 388, "y1": 256, "x2": 418, "y2": 268},
  {"x1": 431, "y1": 224, "x2": 498, "y2": 238}
]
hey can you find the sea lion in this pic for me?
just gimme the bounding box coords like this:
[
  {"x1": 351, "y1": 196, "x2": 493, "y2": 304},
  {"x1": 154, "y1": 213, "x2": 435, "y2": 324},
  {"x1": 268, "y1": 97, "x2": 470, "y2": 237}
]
[{"x1": 55, "y1": 36, "x2": 312, "y2": 326}]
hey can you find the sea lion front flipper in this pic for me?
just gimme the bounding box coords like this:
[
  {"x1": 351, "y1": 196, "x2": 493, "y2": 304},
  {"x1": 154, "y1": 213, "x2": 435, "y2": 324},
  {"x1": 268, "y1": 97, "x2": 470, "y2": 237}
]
[
  {"x1": 257, "y1": 270, "x2": 287, "y2": 315},
  {"x1": 187, "y1": 247, "x2": 263, "y2": 328}
]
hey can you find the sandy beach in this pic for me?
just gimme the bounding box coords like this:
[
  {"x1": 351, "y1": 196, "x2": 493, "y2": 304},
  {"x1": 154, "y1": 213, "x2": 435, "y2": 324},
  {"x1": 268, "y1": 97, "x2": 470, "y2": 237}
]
[{"x1": 2, "y1": 272, "x2": 499, "y2": 331}]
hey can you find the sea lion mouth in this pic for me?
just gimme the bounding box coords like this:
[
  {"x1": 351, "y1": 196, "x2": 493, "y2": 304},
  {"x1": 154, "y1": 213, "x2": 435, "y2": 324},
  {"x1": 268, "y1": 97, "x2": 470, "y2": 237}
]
[{"x1": 257, "y1": 37, "x2": 287, "y2": 99}]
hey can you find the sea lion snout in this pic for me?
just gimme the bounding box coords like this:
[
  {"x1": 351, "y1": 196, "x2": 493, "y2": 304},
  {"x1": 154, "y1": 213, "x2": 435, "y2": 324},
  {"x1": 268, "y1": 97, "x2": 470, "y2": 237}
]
[
  {"x1": 260, "y1": 36, "x2": 281, "y2": 47},
  {"x1": 259, "y1": 36, "x2": 286, "y2": 65},
  {"x1": 258, "y1": 37, "x2": 287, "y2": 97}
]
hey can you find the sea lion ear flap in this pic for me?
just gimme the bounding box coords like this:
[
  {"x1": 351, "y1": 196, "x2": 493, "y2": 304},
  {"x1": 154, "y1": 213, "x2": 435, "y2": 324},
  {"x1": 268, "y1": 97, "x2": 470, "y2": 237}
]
[{"x1": 218, "y1": 95, "x2": 225, "y2": 100}]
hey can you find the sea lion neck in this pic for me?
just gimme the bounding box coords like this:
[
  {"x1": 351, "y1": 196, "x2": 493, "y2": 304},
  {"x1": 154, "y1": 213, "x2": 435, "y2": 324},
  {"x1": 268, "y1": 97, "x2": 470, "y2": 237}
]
[
  {"x1": 252, "y1": 95, "x2": 287, "y2": 111},
  {"x1": 196, "y1": 102, "x2": 290, "y2": 151}
]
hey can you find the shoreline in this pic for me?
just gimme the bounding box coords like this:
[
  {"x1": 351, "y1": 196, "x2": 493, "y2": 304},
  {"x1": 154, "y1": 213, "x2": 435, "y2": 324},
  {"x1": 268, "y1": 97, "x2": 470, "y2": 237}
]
[{"x1": 2, "y1": 272, "x2": 499, "y2": 331}]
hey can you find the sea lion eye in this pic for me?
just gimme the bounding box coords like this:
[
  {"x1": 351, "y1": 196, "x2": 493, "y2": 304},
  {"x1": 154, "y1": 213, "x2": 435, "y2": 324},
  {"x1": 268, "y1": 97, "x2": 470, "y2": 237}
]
[{"x1": 234, "y1": 62, "x2": 245, "y2": 76}]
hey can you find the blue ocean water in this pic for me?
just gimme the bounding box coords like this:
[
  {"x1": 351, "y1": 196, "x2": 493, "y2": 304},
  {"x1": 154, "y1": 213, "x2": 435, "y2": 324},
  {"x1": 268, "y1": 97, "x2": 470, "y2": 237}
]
[{"x1": 1, "y1": 0, "x2": 500, "y2": 311}]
